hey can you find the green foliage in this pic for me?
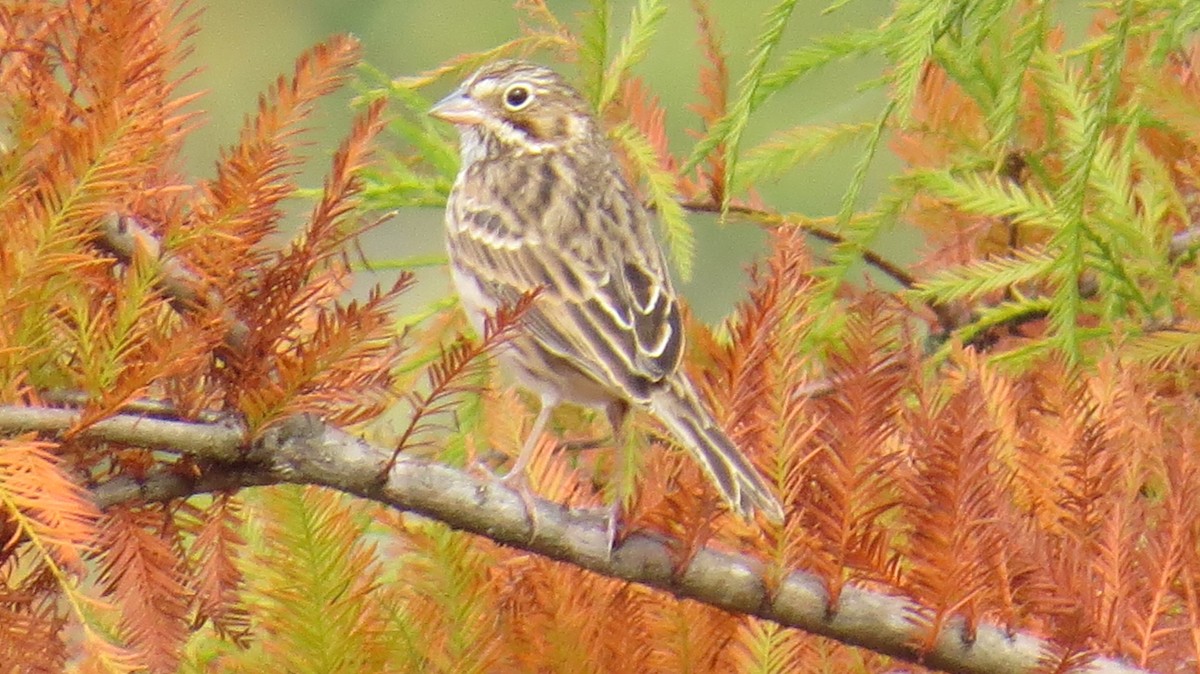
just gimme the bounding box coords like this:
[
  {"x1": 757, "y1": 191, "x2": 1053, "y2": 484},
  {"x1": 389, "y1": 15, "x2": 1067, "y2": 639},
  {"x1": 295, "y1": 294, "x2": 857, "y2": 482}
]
[
  {"x1": 611, "y1": 121, "x2": 695, "y2": 279},
  {"x1": 819, "y1": 100, "x2": 896, "y2": 293},
  {"x1": 915, "y1": 246, "x2": 1055, "y2": 303},
  {"x1": 179, "y1": 488, "x2": 390, "y2": 673},
  {"x1": 910, "y1": 168, "x2": 1061, "y2": 229},
  {"x1": 597, "y1": 0, "x2": 669, "y2": 112},
  {"x1": 885, "y1": 0, "x2": 963, "y2": 123},
  {"x1": 936, "y1": 296, "x2": 1054, "y2": 361},
  {"x1": 735, "y1": 122, "x2": 875, "y2": 191},
  {"x1": 344, "y1": 7, "x2": 1200, "y2": 667},
  {"x1": 381, "y1": 521, "x2": 501, "y2": 672},
  {"x1": 355, "y1": 69, "x2": 459, "y2": 210},
  {"x1": 754, "y1": 27, "x2": 888, "y2": 107},
  {"x1": 580, "y1": 0, "x2": 611, "y2": 107},
  {"x1": 683, "y1": 0, "x2": 799, "y2": 210},
  {"x1": 237, "y1": 488, "x2": 388, "y2": 673},
  {"x1": 1125, "y1": 328, "x2": 1200, "y2": 367},
  {"x1": 983, "y1": 2, "x2": 1047, "y2": 155},
  {"x1": 35, "y1": 0, "x2": 1200, "y2": 670},
  {"x1": 1040, "y1": 1, "x2": 1134, "y2": 361}
]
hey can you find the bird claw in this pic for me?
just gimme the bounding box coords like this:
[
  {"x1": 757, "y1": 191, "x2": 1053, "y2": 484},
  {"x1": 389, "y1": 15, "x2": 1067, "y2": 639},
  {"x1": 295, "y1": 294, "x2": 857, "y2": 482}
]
[
  {"x1": 510, "y1": 473, "x2": 542, "y2": 543},
  {"x1": 472, "y1": 461, "x2": 542, "y2": 543},
  {"x1": 603, "y1": 498, "x2": 622, "y2": 559},
  {"x1": 495, "y1": 463, "x2": 525, "y2": 485}
]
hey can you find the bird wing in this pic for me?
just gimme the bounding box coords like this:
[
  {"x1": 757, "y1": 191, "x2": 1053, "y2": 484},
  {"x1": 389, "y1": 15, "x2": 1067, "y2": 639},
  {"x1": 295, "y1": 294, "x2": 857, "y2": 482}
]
[{"x1": 448, "y1": 169, "x2": 683, "y2": 402}]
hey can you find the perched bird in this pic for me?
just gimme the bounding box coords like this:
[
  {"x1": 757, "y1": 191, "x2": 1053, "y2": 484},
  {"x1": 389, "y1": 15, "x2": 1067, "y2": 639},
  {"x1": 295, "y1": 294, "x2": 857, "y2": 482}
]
[{"x1": 430, "y1": 60, "x2": 784, "y2": 528}]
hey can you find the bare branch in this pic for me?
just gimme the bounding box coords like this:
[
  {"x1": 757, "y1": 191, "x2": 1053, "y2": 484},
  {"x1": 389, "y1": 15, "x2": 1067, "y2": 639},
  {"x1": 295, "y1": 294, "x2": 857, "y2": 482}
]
[
  {"x1": 0, "y1": 404, "x2": 1149, "y2": 674},
  {"x1": 0, "y1": 405, "x2": 245, "y2": 459},
  {"x1": 92, "y1": 462, "x2": 275, "y2": 508}
]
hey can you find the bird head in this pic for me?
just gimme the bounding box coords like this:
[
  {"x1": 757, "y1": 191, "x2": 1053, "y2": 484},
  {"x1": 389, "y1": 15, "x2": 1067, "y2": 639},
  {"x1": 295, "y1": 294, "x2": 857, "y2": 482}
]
[{"x1": 430, "y1": 61, "x2": 596, "y2": 155}]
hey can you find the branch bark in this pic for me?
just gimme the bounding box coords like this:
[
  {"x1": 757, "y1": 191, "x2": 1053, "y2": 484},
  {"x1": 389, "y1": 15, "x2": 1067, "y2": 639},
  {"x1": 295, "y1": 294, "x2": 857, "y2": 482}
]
[{"x1": 0, "y1": 404, "x2": 1149, "y2": 674}]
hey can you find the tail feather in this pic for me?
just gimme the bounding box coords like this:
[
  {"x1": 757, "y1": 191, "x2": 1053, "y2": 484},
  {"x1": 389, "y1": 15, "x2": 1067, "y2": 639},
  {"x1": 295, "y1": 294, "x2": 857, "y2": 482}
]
[{"x1": 648, "y1": 378, "x2": 785, "y2": 524}]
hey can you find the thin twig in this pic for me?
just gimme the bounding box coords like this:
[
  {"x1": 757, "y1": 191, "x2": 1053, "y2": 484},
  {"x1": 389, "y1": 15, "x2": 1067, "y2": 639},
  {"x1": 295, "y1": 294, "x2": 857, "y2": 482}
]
[
  {"x1": 677, "y1": 199, "x2": 1200, "y2": 349},
  {"x1": 677, "y1": 199, "x2": 920, "y2": 289},
  {"x1": 675, "y1": 199, "x2": 964, "y2": 336}
]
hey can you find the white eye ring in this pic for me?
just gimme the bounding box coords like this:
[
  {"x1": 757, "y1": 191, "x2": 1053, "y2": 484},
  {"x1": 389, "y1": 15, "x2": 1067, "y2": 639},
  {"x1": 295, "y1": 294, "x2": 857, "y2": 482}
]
[{"x1": 502, "y1": 83, "x2": 534, "y2": 111}]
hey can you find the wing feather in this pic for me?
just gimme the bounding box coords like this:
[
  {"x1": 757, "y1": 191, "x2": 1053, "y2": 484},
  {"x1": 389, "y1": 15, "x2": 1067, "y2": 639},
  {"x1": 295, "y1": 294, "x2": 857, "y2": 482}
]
[{"x1": 447, "y1": 163, "x2": 683, "y2": 404}]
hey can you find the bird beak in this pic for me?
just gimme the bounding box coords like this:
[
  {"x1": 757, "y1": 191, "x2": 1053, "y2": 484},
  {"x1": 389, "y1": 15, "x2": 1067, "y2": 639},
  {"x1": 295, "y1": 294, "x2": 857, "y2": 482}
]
[{"x1": 429, "y1": 89, "x2": 484, "y2": 126}]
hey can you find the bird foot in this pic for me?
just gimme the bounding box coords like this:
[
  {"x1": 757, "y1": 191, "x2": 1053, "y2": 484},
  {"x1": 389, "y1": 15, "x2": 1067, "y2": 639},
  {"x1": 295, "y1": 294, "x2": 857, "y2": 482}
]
[
  {"x1": 471, "y1": 461, "x2": 542, "y2": 543},
  {"x1": 495, "y1": 463, "x2": 525, "y2": 484},
  {"x1": 603, "y1": 498, "x2": 623, "y2": 559}
]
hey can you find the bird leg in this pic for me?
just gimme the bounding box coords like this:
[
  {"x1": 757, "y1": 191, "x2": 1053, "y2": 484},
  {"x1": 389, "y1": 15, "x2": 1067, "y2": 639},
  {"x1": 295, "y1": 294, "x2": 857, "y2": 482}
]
[
  {"x1": 603, "y1": 400, "x2": 632, "y2": 557},
  {"x1": 498, "y1": 399, "x2": 553, "y2": 483},
  {"x1": 494, "y1": 397, "x2": 555, "y2": 543}
]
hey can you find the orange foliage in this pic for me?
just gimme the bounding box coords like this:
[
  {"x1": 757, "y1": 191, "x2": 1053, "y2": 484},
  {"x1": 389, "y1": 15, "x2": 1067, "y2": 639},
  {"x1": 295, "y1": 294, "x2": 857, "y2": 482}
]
[
  {"x1": 381, "y1": 234, "x2": 1200, "y2": 671},
  {"x1": 0, "y1": 1, "x2": 404, "y2": 669},
  {"x1": 9, "y1": 0, "x2": 1200, "y2": 671}
]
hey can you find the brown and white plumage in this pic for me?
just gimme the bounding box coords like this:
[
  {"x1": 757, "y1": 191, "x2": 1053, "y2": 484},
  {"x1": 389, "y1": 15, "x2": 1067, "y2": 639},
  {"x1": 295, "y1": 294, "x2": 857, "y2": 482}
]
[{"x1": 431, "y1": 60, "x2": 783, "y2": 524}]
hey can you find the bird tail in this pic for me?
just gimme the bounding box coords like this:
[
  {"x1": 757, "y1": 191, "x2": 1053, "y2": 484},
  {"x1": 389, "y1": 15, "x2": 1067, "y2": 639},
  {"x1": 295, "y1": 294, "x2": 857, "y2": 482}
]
[{"x1": 648, "y1": 377, "x2": 785, "y2": 524}]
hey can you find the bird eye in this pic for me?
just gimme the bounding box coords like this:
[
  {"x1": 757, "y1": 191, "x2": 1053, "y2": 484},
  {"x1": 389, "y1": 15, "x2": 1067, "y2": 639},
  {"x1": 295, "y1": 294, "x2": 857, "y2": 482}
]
[{"x1": 503, "y1": 84, "x2": 533, "y2": 111}]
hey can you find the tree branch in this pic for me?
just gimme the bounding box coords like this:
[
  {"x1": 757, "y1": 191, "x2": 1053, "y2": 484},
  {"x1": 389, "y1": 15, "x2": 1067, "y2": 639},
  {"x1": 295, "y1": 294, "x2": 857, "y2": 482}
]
[
  {"x1": 96, "y1": 213, "x2": 252, "y2": 352},
  {"x1": 678, "y1": 199, "x2": 1200, "y2": 350},
  {"x1": 0, "y1": 404, "x2": 1148, "y2": 674},
  {"x1": 0, "y1": 405, "x2": 245, "y2": 459},
  {"x1": 91, "y1": 461, "x2": 275, "y2": 508}
]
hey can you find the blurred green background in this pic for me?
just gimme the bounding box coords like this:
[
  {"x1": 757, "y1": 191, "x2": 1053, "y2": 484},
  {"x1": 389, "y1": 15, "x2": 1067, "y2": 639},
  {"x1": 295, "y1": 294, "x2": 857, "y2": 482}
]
[{"x1": 179, "y1": 0, "x2": 899, "y2": 321}]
